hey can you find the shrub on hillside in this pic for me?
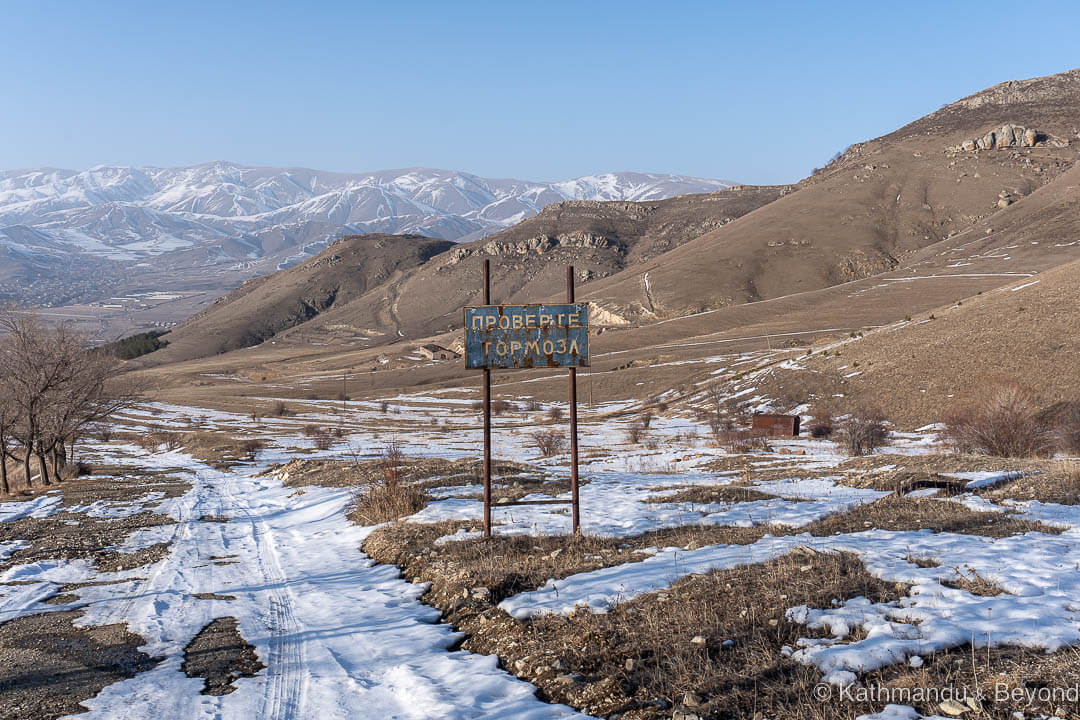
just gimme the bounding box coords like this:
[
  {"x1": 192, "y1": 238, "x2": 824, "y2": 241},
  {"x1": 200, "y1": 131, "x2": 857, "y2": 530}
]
[
  {"x1": 944, "y1": 381, "x2": 1053, "y2": 458},
  {"x1": 626, "y1": 421, "x2": 648, "y2": 445},
  {"x1": 99, "y1": 330, "x2": 169, "y2": 360},
  {"x1": 238, "y1": 438, "x2": 266, "y2": 461},
  {"x1": 532, "y1": 430, "x2": 566, "y2": 457},
  {"x1": 1038, "y1": 401, "x2": 1080, "y2": 455},
  {"x1": 835, "y1": 407, "x2": 889, "y2": 456},
  {"x1": 470, "y1": 399, "x2": 516, "y2": 415}
]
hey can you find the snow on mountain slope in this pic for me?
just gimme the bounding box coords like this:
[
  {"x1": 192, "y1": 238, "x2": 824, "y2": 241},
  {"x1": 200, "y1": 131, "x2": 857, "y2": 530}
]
[{"x1": 0, "y1": 163, "x2": 732, "y2": 266}]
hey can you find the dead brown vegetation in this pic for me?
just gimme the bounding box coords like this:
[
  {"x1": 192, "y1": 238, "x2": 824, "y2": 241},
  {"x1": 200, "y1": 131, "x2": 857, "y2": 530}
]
[
  {"x1": 835, "y1": 406, "x2": 890, "y2": 456},
  {"x1": 806, "y1": 404, "x2": 834, "y2": 439},
  {"x1": 713, "y1": 429, "x2": 770, "y2": 453},
  {"x1": 803, "y1": 495, "x2": 1060, "y2": 538},
  {"x1": 990, "y1": 460, "x2": 1080, "y2": 505},
  {"x1": 347, "y1": 443, "x2": 427, "y2": 525},
  {"x1": 533, "y1": 430, "x2": 566, "y2": 457},
  {"x1": 643, "y1": 485, "x2": 780, "y2": 504},
  {"x1": 944, "y1": 381, "x2": 1054, "y2": 458},
  {"x1": 363, "y1": 523, "x2": 906, "y2": 719}
]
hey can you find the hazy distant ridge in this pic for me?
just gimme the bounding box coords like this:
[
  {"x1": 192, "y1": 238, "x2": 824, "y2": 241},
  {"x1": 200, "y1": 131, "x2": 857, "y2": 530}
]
[{"x1": 0, "y1": 162, "x2": 733, "y2": 267}]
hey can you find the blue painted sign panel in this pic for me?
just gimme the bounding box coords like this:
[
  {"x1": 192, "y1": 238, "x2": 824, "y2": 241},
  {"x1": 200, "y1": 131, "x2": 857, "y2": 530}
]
[{"x1": 464, "y1": 304, "x2": 589, "y2": 369}]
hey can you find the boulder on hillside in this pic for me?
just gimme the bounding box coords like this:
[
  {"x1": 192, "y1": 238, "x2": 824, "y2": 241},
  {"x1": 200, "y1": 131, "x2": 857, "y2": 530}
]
[{"x1": 954, "y1": 123, "x2": 1039, "y2": 152}]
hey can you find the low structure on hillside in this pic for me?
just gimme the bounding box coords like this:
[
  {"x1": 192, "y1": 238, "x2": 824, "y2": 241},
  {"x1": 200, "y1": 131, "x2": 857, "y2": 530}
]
[
  {"x1": 418, "y1": 344, "x2": 461, "y2": 361},
  {"x1": 751, "y1": 413, "x2": 801, "y2": 437}
]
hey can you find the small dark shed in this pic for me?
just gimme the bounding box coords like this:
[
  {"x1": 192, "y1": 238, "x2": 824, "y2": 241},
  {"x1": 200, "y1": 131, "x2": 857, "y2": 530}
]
[{"x1": 751, "y1": 413, "x2": 801, "y2": 437}]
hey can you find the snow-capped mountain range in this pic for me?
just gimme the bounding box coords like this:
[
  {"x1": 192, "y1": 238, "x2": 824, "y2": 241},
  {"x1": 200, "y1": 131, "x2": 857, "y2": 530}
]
[{"x1": 0, "y1": 162, "x2": 731, "y2": 266}]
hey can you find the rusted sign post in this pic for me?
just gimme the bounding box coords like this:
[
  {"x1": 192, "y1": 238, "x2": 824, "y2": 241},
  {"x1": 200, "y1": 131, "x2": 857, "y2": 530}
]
[{"x1": 465, "y1": 260, "x2": 587, "y2": 537}]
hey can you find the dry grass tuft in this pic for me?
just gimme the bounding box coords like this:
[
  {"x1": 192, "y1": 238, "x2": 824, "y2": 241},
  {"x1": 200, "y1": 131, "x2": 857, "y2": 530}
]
[
  {"x1": 991, "y1": 460, "x2": 1080, "y2": 505},
  {"x1": 347, "y1": 443, "x2": 427, "y2": 525},
  {"x1": 713, "y1": 428, "x2": 770, "y2": 453},
  {"x1": 643, "y1": 484, "x2": 780, "y2": 504},
  {"x1": 268, "y1": 400, "x2": 293, "y2": 417},
  {"x1": 625, "y1": 421, "x2": 648, "y2": 445},
  {"x1": 804, "y1": 495, "x2": 1061, "y2": 538}
]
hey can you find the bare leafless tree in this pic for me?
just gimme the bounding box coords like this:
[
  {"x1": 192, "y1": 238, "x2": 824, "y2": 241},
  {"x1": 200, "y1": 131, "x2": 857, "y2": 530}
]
[
  {"x1": 0, "y1": 368, "x2": 16, "y2": 495},
  {"x1": 0, "y1": 307, "x2": 142, "y2": 491}
]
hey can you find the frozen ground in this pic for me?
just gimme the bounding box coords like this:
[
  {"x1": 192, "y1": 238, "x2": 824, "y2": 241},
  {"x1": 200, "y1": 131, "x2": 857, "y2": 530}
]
[
  {"x1": 0, "y1": 416, "x2": 592, "y2": 719},
  {"x1": 1, "y1": 395, "x2": 1076, "y2": 720}
]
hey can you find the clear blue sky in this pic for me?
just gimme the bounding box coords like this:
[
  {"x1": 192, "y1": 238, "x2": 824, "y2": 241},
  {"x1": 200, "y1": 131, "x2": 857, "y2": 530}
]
[{"x1": 2, "y1": 0, "x2": 1078, "y2": 184}]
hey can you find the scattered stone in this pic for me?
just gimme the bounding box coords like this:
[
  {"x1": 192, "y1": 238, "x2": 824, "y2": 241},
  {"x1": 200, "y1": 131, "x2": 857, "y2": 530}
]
[
  {"x1": 681, "y1": 691, "x2": 703, "y2": 708},
  {"x1": 533, "y1": 664, "x2": 556, "y2": 681},
  {"x1": 555, "y1": 673, "x2": 584, "y2": 687},
  {"x1": 462, "y1": 586, "x2": 492, "y2": 602},
  {"x1": 939, "y1": 699, "x2": 970, "y2": 716}
]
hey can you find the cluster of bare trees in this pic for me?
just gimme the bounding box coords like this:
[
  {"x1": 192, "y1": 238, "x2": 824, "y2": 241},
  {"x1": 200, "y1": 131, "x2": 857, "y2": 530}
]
[{"x1": 0, "y1": 309, "x2": 140, "y2": 493}]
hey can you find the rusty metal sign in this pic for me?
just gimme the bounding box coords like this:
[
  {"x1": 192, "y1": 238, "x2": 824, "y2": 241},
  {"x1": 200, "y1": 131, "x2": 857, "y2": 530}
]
[{"x1": 463, "y1": 304, "x2": 589, "y2": 369}]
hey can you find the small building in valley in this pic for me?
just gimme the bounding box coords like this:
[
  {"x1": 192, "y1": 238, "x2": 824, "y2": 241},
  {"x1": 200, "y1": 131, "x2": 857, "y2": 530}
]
[
  {"x1": 418, "y1": 344, "x2": 461, "y2": 361},
  {"x1": 751, "y1": 413, "x2": 801, "y2": 437}
]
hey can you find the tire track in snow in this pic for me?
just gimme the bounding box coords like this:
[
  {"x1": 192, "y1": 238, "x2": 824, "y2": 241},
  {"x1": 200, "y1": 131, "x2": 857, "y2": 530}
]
[
  {"x1": 98, "y1": 482, "x2": 199, "y2": 627},
  {"x1": 219, "y1": 472, "x2": 306, "y2": 720}
]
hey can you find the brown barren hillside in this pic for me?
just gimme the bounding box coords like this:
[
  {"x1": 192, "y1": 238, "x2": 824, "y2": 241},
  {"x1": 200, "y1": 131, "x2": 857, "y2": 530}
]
[
  {"x1": 148, "y1": 186, "x2": 785, "y2": 363},
  {"x1": 148, "y1": 233, "x2": 453, "y2": 363},
  {"x1": 759, "y1": 252, "x2": 1080, "y2": 428},
  {"x1": 577, "y1": 68, "x2": 1080, "y2": 319},
  {"x1": 265, "y1": 186, "x2": 787, "y2": 342}
]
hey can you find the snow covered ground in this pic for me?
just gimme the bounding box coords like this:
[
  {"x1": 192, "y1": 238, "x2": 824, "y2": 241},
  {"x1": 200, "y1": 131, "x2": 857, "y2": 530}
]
[
  {"x1": 2, "y1": 396, "x2": 1077, "y2": 720},
  {"x1": 0, "y1": 443, "x2": 590, "y2": 719}
]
